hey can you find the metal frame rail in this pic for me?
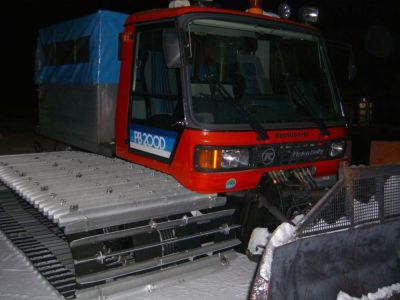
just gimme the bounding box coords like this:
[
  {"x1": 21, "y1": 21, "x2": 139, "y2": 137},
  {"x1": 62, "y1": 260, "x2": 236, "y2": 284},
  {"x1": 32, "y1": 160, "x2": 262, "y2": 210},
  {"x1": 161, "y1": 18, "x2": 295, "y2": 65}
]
[{"x1": 297, "y1": 163, "x2": 400, "y2": 237}]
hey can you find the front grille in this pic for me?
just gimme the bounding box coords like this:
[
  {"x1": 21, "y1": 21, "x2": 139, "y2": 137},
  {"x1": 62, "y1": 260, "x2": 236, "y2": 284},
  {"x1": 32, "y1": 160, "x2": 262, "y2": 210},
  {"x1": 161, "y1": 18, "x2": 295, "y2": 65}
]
[{"x1": 252, "y1": 141, "x2": 328, "y2": 168}]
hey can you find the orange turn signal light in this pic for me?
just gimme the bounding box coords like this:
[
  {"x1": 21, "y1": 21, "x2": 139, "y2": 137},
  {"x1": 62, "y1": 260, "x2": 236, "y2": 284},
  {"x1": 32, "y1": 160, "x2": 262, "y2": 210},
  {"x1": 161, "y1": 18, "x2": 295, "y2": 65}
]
[{"x1": 197, "y1": 149, "x2": 222, "y2": 170}]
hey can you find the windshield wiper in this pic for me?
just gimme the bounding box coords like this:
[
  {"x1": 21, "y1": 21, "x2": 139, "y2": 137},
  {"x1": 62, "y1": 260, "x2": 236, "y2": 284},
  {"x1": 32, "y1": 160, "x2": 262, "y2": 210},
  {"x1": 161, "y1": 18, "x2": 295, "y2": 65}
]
[
  {"x1": 285, "y1": 77, "x2": 330, "y2": 136},
  {"x1": 205, "y1": 75, "x2": 268, "y2": 141}
]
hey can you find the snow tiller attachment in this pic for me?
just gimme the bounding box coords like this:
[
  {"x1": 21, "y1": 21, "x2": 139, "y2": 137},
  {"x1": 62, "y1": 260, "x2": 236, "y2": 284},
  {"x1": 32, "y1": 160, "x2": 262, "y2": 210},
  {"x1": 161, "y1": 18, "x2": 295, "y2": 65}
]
[{"x1": 250, "y1": 163, "x2": 400, "y2": 300}]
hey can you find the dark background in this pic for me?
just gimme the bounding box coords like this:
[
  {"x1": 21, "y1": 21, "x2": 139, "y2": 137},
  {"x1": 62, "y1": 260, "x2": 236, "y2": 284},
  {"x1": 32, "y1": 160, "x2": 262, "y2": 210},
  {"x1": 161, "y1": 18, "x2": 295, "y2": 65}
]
[{"x1": 1, "y1": 0, "x2": 399, "y2": 161}]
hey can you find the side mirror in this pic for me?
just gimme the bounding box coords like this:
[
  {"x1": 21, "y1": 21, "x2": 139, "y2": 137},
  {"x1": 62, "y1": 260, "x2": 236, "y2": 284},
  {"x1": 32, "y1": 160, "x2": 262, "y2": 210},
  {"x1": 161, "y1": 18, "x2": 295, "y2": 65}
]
[{"x1": 162, "y1": 28, "x2": 182, "y2": 68}]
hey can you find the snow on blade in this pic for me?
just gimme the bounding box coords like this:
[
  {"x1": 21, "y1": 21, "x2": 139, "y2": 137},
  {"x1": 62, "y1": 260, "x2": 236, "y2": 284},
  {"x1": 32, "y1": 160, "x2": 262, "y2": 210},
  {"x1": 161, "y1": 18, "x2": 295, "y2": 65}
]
[
  {"x1": 354, "y1": 195, "x2": 379, "y2": 223},
  {"x1": 259, "y1": 222, "x2": 296, "y2": 281},
  {"x1": 248, "y1": 214, "x2": 304, "y2": 256},
  {"x1": 249, "y1": 222, "x2": 296, "y2": 300},
  {"x1": 291, "y1": 214, "x2": 305, "y2": 225},
  {"x1": 315, "y1": 216, "x2": 351, "y2": 228},
  {"x1": 337, "y1": 283, "x2": 400, "y2": 300},
  {"x1": 247, "y1": 228, "x2": 271, "y2": 256}
]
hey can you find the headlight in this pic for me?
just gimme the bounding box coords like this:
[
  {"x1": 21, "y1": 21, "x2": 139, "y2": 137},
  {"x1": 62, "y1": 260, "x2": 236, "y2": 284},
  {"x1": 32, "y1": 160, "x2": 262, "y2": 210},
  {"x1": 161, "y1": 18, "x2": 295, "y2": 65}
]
[
  {"x1": 196, "y1": 147, "x2": 250, "y2": 171},
  {"x1": 329, "y1": 140, "x2": 345, "y2": 158},
  {"x1": 222, "y1": 149, "x2": 250, "y2": 168}
]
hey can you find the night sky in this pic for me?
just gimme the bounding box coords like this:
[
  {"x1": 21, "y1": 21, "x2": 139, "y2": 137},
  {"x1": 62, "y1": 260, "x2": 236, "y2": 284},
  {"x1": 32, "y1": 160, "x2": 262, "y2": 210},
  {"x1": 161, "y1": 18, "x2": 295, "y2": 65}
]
[{"x1": 3, "y1": 0, "x2": 399, "y2": 126}]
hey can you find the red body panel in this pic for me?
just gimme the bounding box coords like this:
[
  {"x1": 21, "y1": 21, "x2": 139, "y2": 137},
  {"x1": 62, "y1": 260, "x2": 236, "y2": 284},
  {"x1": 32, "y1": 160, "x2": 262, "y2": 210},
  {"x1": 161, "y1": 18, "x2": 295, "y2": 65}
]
[
  {"x1": 115, "y1": 23, "x2": 135, "y2": 160},
  {"x1": 116, "y1": 126, "x2": 347, "y2": 194},
  {"x1": 115, "y1": 6, "x2": 346, "y2": 194}
]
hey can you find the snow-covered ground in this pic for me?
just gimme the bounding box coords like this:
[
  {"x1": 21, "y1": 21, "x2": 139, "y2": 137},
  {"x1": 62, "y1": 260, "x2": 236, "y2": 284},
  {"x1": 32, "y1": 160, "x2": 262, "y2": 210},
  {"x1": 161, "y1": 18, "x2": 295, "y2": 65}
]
[
  {"x1": 125, "y1": 254, "x2": 258, "y2": 300},
  {"x1": 0, "y1": 231, "x2": 62, "y2": 300}
]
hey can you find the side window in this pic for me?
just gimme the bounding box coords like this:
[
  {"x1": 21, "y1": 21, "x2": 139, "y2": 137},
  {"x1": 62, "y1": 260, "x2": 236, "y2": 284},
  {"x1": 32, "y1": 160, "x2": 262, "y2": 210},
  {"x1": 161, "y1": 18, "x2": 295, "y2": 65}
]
[
  {"x1": 43, "y1": 36, "x2": 90, "y2": 66},
  {"x1": 130, "y1": 27, "x2": 183, "y2": 130}
]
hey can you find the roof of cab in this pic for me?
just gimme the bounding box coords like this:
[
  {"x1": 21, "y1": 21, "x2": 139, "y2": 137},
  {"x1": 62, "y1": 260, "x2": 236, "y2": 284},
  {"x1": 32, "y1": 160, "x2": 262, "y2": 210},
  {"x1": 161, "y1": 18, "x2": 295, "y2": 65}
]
[{"x1": 125, "y1": 5, "x2": 316, "y2": 31}]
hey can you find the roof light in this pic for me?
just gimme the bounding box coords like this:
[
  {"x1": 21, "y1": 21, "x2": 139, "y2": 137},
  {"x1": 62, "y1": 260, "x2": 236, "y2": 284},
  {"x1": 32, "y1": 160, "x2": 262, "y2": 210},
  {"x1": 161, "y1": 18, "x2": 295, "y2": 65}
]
[
  {"x1": 168, "y1": 0, "x2": 190, "y2": 8},
  {"x1": 278, "y1": 3, "x2": 291, "y2": 19},
  {"x1": 248, "y1": 0, "x2": 263, "y2": 15},
  {"x1": 298, "y1": 6, "x2": 319, "y2": 23}
]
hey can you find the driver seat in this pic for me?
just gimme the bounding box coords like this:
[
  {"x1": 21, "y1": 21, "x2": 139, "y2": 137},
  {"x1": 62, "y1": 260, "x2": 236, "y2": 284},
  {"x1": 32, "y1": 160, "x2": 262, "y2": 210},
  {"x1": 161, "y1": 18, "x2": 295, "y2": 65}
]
[{"x1": 236, "y1": 54, "x2": 272, "y2": 94}]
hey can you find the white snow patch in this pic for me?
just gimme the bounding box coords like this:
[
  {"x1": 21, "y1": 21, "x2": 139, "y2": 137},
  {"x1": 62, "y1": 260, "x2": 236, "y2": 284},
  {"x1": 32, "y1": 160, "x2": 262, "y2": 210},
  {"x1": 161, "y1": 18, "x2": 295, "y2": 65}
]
[
  {"x1": 354, "y1": 196, "x2": 379, "y2": 223},
  {"x1": 247, "y1": 227, "x2": 271, "y2": 255},
  {"x1": 291, "y1": 214, "x2": 305, "y2": 225},
  {"x1": 384, "y1": 175, "x2": 400, "y2": 216},
  {"x1": 190, "y1": 210, "x2": 203, "y2": 217},
  {"x1": 337, "y1": 283, "x2": 400, "y2": 300},
  {"x1": 247, "y1": 214, "x2": 304, "y2": 257},
  {"x1": 113, "y1": 253, "x2": 258, "y2": 300},
  {"x1": 259, "y1": 222, "x2": 296, "y2": 281},
  {"x1": 306, "y1": 216, "x2": 351, "y2": 232},
  {"x1": 0, "y1": 231, "x2": 63, "y2": 299}
]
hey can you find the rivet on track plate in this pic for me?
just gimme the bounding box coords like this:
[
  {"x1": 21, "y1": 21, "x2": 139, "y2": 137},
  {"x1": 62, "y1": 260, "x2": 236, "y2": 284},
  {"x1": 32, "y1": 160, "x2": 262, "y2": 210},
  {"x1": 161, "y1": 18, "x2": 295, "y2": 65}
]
[
  {"x1": 70, "y1": 204, "x2": 79, "y2": 212},
  {"x1": 149, "y1": 219, "x2": 157, "y2": 230},
  {"x1": 146, "y1": 284, "x2": 155, "y2": 293},
  {"x1": 181, "y1": 215, "x2": 189, "y2": 226},
  {"x1": 219, "y1": 254, "x2": 229, "y2": 266}
]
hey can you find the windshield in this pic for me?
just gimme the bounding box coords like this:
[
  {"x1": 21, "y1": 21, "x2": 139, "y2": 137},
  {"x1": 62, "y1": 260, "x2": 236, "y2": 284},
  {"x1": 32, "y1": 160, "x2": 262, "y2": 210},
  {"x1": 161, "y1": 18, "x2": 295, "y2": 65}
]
[{"x1": 185, "y1": 19, "x2": 343, "y2": 127}]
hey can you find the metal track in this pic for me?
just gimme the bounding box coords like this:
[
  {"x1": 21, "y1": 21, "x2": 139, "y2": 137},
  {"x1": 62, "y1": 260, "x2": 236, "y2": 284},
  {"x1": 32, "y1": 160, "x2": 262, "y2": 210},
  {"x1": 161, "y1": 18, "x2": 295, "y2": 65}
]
[
  {"x1": 0, "y1": 186, "x2": 76, "y2": 299},
  {"x1": 0, "y1": 185, "x2": 240, "y2": 297},
  {"x1": 0, "y1": 151, "x2": 226, "y2": 234},
  {"x1": 0, "y1": 151, "x2": 241, "y2": 298}
]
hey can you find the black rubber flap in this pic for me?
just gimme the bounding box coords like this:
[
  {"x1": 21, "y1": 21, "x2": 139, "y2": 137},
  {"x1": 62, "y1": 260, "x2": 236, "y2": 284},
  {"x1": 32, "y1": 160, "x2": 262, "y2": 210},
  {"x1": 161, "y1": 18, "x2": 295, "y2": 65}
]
[{"x1": 268, "y1": 219, "x2": 400, "y2": 299}]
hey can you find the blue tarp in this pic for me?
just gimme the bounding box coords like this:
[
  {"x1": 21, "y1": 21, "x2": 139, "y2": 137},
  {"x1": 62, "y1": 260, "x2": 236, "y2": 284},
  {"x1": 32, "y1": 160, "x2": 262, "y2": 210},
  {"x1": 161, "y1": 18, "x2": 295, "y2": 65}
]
[{"x1": 35, "y1": 10, "x2": 128, "y2": 85}]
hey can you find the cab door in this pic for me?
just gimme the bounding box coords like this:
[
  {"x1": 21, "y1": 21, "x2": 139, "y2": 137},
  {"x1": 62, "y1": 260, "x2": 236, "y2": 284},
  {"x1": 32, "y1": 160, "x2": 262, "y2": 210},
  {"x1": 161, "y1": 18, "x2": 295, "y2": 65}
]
[{"x1": 128, "y1": 23, "x2": 184, "y2": 163}]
